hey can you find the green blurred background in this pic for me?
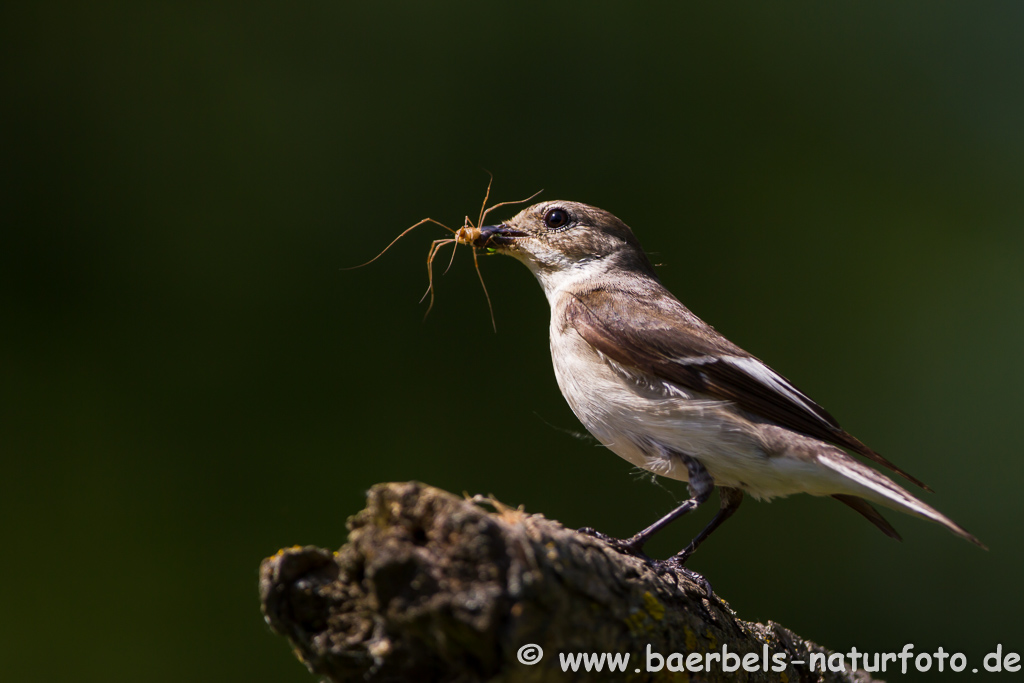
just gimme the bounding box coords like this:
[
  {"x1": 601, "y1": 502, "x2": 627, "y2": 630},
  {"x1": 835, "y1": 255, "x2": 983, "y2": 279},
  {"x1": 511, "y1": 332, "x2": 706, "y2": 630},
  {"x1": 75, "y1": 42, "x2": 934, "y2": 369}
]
[{"x1": 3, "y1": 2, "x2": 1022, "y2": 681}]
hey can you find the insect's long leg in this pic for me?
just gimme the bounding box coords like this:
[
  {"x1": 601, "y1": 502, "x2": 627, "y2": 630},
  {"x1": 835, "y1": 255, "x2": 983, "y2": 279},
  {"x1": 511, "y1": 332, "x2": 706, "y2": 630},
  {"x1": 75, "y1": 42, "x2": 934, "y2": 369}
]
[
  {"x1": 442, "y1": 236, "x2": 460, "y2": 275},
  {"x1": 421, "y1": 237, "x2": 455, "y2": 301},
  {"x1": 476, "y1": 172, "x2": 494, "y2": 231},
  {"x1": 345, "y1": 218, "x2": 457, "y2": 270},
  {"x1": 480, "y1": 189, "x2": 544, "y2": 225},
  {"x1": 420, "y1": 238, "x2": 457, "y2": 317},
  {"x1": 470, "y1": 247, "x2": 496, "y2": 333}
]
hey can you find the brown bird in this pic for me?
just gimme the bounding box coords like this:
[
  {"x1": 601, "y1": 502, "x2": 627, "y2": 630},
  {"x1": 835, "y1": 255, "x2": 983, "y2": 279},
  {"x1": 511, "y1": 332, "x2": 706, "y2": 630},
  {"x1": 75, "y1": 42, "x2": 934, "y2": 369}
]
[{"x1": 473, "y1": 200, "x2": 984, "y2": 564}]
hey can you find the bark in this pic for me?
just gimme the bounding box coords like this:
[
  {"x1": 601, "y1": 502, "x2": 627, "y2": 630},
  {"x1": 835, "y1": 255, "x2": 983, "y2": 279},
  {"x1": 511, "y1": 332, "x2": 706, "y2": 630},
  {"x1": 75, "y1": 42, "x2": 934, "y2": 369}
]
[{"x1": 259, "y1": 481, "x2": 879, "y2": 683}]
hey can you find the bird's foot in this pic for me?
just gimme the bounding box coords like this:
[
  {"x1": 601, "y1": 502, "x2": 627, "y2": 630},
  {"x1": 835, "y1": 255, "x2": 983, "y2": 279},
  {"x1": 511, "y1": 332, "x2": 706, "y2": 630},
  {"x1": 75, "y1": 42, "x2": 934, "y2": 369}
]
[
  {"x1": 653, "y1": 554, "x2": 713, "y2": 597},
  {"x1": 576, "y1": 527, "x2": 650, "y2": 560}
]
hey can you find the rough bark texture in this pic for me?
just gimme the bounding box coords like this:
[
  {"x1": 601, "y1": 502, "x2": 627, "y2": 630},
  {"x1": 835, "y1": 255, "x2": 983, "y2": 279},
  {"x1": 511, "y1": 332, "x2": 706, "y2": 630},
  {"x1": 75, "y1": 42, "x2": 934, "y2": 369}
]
[{"x1": 260, "y1": 481, "x2": 879, "y2": 683}]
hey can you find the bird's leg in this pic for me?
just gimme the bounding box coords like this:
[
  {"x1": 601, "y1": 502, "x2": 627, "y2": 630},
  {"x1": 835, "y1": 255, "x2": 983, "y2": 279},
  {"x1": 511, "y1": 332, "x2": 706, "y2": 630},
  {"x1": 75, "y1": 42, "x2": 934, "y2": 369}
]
[
  {"x1": 653, "y1": 487, "x2": 744, "y2": 596},
  {"x1": 578, "y1": 452, "x2": 713, "y2": 559},
  {"x1": 671, "y1": 486, "x2": 744, "y2": 565}
]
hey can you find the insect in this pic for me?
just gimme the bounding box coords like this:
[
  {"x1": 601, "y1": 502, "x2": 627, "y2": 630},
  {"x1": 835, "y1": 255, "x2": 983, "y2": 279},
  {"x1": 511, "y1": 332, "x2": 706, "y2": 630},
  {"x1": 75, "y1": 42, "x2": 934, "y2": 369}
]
[{"x1": 349, "y1": 175, "x2": 541, "y2": 330}]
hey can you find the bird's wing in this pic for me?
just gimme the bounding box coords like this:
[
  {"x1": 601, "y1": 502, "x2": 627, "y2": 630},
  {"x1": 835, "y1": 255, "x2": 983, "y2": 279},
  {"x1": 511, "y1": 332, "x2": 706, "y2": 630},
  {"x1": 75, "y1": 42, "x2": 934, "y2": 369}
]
[{"x1": 565, "y1": 287, "x2": 929, "y2": 490}]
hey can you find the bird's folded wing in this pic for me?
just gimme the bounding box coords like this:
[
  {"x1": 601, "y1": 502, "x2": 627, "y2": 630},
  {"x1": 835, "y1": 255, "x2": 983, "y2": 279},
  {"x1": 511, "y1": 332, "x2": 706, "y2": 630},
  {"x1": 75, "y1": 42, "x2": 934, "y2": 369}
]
[{"x1": 565, "y1": 288, "x2": 929, "y2": 490}]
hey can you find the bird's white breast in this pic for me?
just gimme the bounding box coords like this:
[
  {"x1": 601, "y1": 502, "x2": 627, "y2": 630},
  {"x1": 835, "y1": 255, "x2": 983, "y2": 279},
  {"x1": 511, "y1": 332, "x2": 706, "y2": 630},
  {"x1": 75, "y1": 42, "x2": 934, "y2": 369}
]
[
  {"x1": 547, "y1": 309, "x2": 751, "y2": 477},
  {"x1": 545, "y1": 298, "x2": 859, "y2": 500}
]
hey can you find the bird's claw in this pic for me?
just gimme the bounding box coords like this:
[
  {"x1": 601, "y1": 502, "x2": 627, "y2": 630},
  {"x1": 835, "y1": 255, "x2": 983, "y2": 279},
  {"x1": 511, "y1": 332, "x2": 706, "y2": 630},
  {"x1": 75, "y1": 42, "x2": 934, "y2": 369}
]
[
  {"x1": 576, "y1": 528, "x2": 716, "y2": 599},
  {"x1": 576, "y1": 527, "x2": 650, "y2": 559},
  {"x1": 653, "y1": 555, "x2": 714, "y2": 597}
]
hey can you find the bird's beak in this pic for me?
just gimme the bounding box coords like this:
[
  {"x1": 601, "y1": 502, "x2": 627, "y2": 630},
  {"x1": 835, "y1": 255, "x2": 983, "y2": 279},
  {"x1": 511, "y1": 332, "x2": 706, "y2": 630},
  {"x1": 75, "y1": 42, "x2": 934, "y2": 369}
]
[{"x1": 474, "y1": 224, "x2": 528, "y2": 248}]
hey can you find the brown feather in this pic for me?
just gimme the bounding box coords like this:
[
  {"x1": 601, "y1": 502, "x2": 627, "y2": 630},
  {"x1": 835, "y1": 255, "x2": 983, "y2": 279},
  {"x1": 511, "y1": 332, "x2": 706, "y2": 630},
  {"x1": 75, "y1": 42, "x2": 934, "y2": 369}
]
[
  {"x1": 565, "y1": 286, "x2": 931, "y2": 491},
  {"x1": 832, "y1": 494, "x2": 903, "y2": 541}
]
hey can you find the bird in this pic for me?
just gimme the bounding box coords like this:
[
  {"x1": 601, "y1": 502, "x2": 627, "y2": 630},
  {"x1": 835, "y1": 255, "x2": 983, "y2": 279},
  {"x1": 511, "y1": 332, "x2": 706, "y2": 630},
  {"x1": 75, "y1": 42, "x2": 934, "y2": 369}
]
[{"x1": 470, "y1": 200, "x2": 984, "y2": 565}]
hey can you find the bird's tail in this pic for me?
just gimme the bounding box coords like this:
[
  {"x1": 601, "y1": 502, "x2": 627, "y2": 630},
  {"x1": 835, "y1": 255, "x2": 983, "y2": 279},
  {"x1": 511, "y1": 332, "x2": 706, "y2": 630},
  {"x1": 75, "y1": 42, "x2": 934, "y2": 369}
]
[{"x1": 817, "y1": 450, "x2": 986, "y2": 549}]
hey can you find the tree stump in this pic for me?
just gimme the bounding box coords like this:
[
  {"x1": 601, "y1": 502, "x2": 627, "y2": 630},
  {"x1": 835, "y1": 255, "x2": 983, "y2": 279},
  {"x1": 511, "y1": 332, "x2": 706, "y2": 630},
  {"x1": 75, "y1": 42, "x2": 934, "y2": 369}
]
[{"x1": 260, "y1": 481, "x2": 878, "y2": 682}]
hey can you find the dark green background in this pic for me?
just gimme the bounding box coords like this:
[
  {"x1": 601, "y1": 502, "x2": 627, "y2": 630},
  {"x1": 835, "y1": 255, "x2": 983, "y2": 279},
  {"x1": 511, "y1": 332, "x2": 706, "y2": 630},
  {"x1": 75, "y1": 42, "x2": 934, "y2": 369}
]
[{"x1": 3, "y1": 2, "x2": 1022, "y2": 681}]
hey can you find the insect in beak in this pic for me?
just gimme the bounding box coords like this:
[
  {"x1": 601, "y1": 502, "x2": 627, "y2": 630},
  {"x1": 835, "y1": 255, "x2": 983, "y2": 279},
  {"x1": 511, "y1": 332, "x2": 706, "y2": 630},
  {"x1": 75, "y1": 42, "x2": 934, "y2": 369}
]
[{"x1": 347, "y1": 174, "x2": 540, "y2": 332}]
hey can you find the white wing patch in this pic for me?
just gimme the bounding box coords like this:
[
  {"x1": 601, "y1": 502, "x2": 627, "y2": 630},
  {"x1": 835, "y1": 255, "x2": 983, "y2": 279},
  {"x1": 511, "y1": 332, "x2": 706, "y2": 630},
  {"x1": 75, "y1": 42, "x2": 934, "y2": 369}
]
[
  {"x1": 669, "y1": 355, "x2": 717, "y2": 365},
  {"x1": 723, "y1": 356, "x2": 832, "y2": 425}
]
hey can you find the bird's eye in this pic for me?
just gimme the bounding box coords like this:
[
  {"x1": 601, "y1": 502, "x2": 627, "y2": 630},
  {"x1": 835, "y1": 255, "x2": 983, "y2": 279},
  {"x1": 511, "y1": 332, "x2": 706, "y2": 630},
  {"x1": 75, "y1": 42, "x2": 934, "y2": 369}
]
[{"x1": 544, "y1": 208, "x2": 570, "y2": 230}]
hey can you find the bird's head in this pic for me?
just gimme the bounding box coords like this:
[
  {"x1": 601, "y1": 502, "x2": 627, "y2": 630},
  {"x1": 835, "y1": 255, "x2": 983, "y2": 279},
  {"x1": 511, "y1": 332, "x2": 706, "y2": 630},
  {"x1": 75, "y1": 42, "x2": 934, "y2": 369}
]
[{"x1": 473, "y1": 201, "x2": 657, "y2": 294}]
